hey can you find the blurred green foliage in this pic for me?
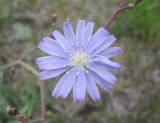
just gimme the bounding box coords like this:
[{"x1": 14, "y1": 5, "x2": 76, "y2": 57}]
[
  {"x1": 129, "y1": 0, "x2": 159, "y2": 41},
  {"x1": 0, "y1": 0, "x2": 11, "y2": 23},
  {"x1": 0, "y1": 73, "x2": 39, "y2": 123},
  {"x1": 121, "y1": 0, "x2": 160, "y2": 43}
]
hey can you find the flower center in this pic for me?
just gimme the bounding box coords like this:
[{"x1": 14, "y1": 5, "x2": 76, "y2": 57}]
[{"x1": 71, "y1": 50, "x2": 88, "y2": 68}]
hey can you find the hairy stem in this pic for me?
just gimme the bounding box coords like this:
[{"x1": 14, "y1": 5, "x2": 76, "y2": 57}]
[
  {"x1": 39, "y1": 81, "x2": 45, "y2": 123},
  {"x1": 17, "y1": 61, "x2": 38, "y2": 76},
  {"x1": 0, "y1": 61, "x2": 19, "y2": 71}
]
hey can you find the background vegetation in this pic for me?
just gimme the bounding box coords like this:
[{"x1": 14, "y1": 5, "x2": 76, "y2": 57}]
[{"x1": 0, "y1": 0, "x2": 160, "y2": 123}]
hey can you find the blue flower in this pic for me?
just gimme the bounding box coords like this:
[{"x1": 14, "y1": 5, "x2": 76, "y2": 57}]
[{"x1": 36, "y1": 20, "x2": 122, "y2": 103}]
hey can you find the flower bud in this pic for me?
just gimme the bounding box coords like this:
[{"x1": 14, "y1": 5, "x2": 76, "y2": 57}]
[
  {"x1": 128, "y1": 3, "x2": 134, "y2": 8},
  {"x1": 6, "y1": 106, "x2": 19, "y2": 116}
]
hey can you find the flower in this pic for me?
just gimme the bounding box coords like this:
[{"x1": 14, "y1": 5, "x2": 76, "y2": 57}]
[{"x1": 36, "y1": 20, "x2": 122, "y2": 103}]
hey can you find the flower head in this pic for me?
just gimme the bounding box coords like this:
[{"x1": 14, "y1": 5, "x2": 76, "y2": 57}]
[{"x1": 36, "y1": 20, "x2": 122, "y2": 103}]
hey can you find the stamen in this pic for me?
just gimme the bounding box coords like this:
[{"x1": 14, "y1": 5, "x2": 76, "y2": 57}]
[{"x1": 70, "y1": 50, "x2": 89, "y2": 69}]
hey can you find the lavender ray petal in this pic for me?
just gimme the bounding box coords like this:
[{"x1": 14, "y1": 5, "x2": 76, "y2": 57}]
[
  {"x1": 82, "y1": 22, "x2": 94, "y2": 47},
  {"x1": 92, "y1": 35, "x2": 116, "y2": 54},
  {"x1": 94, "y1": 61, "x2": 121, "y2": 72},
  {"x1": 42, "y1": 36, "x2": 68, "y2": 52},
  {"x1": 36, "y1": 56, "x2": 70, "y2": 70},
  {"x1": 58, "y1": 69, "x2": 77, "y2": 99},
  {"x1": 52, "y1": 30, "x2": 71, "y2": 51},
  {"x1": 88, "y1": 70, "x2": 113, "y2": 92},
  {"x1": 93, "y1": 55, "x2": 122, "y2": 69},
  {"x1": 88, "y1": 64, "x2": 117, "y2": 85},
  {"x1": 76, "y1": 20, "x2": 85, "y2": 47},
  {"x1": 43, "y1": 37, "x2": 58, "y2": 46},
  {"x1": 73, "y1": 70, "x2": 86, "y2": 103},
  {"x1": 86, "y1": 72, "x2": 100, "y2": 102},
  {"x1": 86, "y1": 27, "x2": 109, "y2": 53},
  {"x1": 38, "y1": 41, "x2": 67, "y2": 57},
  {"x1": 63, "y1": 21, "x2": 76, "y2": 46},
  {"x1": 100, "y1": 47, "x2": 123, "y2": 58},
  {"x1": 39, "y1": 67, "x2": 70, "y2": 80},
  {"x1": 52, "y1": 71, "x2": 68, "y2": 98},
  {"x1": 36, "y1": 56, "x2": 64, "y2": 64}
]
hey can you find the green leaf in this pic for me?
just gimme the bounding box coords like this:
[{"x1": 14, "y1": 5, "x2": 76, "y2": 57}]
[{"x1": 0, "y1": 84, "x2": 22, "y2": 107}]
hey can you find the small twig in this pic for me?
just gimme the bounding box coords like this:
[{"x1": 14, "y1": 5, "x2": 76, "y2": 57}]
[
  {"x1": 104, "y1": 0, "x2": 143, "y2": 29},
  {"x1": 104, "y1": 0, "x2": 125, "y2": 29}
]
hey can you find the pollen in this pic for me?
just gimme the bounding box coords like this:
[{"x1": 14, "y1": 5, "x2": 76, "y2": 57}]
[{"x1": 71, "y1": 50, "x2": 88, "y2": 68}]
